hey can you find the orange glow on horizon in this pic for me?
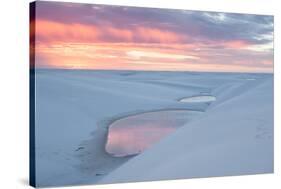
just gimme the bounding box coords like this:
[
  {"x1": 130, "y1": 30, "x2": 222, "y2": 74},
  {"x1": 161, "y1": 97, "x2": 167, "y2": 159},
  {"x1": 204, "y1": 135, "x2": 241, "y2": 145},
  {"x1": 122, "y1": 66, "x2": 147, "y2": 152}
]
[{"x1": 33, "y1": 18, "x2": 273, "y2": 73}]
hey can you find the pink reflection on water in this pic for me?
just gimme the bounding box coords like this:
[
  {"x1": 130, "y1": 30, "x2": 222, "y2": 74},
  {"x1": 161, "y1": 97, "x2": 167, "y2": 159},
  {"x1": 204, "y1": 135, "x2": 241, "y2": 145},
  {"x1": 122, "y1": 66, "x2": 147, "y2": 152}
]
[{"x1": 106, "y1": 110, "x2": 199, "y2": 157}]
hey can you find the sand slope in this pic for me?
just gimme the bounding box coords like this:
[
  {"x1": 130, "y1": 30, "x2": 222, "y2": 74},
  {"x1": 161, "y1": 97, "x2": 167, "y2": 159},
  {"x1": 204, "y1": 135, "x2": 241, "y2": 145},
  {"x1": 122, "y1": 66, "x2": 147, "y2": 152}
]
[{"x1": 100, "y1": 77, "x2": 273, "y2": 183}]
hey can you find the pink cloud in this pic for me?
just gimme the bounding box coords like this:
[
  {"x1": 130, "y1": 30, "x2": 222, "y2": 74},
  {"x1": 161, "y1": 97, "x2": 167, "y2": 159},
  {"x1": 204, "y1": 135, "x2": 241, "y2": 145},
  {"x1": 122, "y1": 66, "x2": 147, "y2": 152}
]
[
  {"x1": 35, "y1": 19, "x2": 186, "y2": 44},
  {"x1": 224, "y1": 40, "x2": 250, "y2": 49}
]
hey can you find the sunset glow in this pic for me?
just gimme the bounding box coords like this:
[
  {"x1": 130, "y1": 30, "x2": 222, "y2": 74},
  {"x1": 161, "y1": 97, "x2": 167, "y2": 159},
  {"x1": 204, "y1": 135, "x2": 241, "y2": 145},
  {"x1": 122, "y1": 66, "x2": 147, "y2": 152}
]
[{"x1": 32, "y1": 1, "x2": 274, "y2": 73}]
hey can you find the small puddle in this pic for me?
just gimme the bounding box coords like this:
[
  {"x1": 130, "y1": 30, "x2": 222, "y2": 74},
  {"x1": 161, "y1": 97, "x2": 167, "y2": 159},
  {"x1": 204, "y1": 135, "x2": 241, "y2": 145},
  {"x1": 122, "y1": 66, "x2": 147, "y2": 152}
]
[
  {"x1": 105, "y1": 110, "x2": 202, "y2": 157},
  {"x1": 179, "y1": 95, "x2": 216, "y2": 103}
]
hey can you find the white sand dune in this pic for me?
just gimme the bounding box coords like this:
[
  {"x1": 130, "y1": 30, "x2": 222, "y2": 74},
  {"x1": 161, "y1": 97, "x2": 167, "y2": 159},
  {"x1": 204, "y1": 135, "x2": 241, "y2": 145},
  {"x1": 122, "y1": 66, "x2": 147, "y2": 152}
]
[
  {"x1": 100, "y1": 77, "x2": 273, "y2": 184},
  {"x1": 34, "y1": 70, "x2": 273, "y2": 187}
]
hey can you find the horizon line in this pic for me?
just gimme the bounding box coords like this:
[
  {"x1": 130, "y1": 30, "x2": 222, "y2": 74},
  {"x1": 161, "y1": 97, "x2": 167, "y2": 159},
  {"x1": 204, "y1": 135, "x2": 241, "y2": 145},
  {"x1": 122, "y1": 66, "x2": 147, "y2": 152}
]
[{"x1": 33, "y1": 68, "x2": 274, "y2": 74}]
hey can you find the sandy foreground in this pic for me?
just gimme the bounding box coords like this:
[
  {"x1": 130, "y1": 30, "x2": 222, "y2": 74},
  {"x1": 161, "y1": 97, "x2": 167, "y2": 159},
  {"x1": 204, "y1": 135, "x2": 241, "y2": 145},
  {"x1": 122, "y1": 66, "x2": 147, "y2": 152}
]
[{"x1": 34, "y1": 70, "x2": 273, "y2": 187}]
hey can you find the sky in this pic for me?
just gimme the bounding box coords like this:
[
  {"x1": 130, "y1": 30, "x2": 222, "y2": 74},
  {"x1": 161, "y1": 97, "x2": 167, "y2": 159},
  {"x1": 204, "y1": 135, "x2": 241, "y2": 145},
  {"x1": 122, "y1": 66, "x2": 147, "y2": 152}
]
[{"x1": 32, "y1": 1, "x2": 274, "y2": 73}]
